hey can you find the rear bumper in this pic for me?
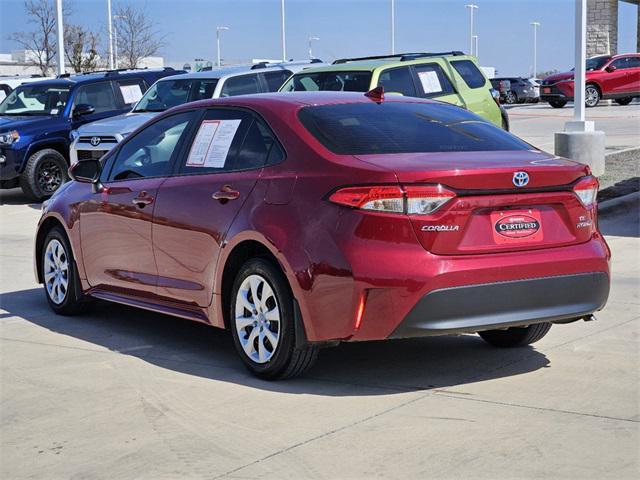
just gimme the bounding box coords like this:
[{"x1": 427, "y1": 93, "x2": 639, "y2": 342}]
[{"x1": 390, "y1": 272, "x2": 609, "y2": 338}]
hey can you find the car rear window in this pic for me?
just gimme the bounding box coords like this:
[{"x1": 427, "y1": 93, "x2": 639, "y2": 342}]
[
  {"x1": 451, "y1": 60, "x2": 486, "y2": 89},
  {"x1": 298, "y1": 102, "x2": 530, "y2": 155},
  {"x1": 281, "y1": 71, "x2": 372, "y2": 92}
]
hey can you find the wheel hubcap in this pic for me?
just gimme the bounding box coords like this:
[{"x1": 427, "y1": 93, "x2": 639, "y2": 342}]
[
  {"x1": 37, "y1": 159, "x2": 63, "y2": 194},
  {"x1": 586, "y1": 87, "x2": 598, "y2": 106},
  {"x1": 234, "y1": 274, "x2": 280, "y2": 364},
  {"x1": 44, "y1": 239, "x2": 69, "y2": 305}
]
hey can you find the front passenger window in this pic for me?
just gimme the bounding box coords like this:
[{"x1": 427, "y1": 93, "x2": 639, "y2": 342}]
[{"x1": 108, "y1": 111, "x2": 194, "y2": 181}]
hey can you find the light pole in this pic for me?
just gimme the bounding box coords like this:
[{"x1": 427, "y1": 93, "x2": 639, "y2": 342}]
[
  {"x1": 308, "y1": 36, "x2": 319, "y2": 60},
  {"x1": 216, "y1": 26, "x2": 229, "y2": 67},
  {"x1": 472, "y1": 35, "x2": 479, "y2": 59},
  {"x1": 465, "y1": 4, "x2": 478, "y2": 56},
  {"x1": 390, "y1": 0, "x2": 395, "y2": 54},
  {"x1": 113, "y1": 15, "x2": 125, "y2": 69},
  {"x1": 55, "y1": 0, "x2": 65, "y2": 75},
  {"x1": 107, "y1": 0, "x2": 113, "y2": 69},
  {"x1": 530, "y1": 21, "x2": 540, "y2": 78},
  {"x1": 280, "y1": 0, "x2": 286, "y2": 61}
]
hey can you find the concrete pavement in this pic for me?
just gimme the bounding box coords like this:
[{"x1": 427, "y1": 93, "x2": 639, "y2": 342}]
[{"x1": 0, "y1": 190, "x2": 639, "y2": 479}]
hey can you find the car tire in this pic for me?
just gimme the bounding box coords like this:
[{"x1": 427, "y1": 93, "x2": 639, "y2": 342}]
[
  {"x1": 478, "y1": 323, "x2": 552, "y2": 348},
  {"x1": 20, "y1": 149, "x2": 68, "y2": 202},
  {"x1": 585, "y1": 84, "x2": 600, "y2": 108},
  {"x1": 549, "y1": 99, "x2": 567, "y2": 108},
  {"x1": 230, "y1": 258, "x2": 318, "y2": 380},
  {"x1": 41, "y1": 226, "x2": 90, "y2": 315},
  {"x1": 505, "y1": 91, "x2": 517, "y2": 104},
  {"x1": 614, "y1": 97, "x2": 633, "y2": 106}
]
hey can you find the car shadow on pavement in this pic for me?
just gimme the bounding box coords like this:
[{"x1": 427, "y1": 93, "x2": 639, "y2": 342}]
[
  {"x1": 599, "y1": 196, "x2": 640, "y2": 238},
  {"x1": 1, "y1": 288, "x2": 550, "y2": 396},
  {"x1": 0, "y1": 188, "x2": 41, "y2": 209}
]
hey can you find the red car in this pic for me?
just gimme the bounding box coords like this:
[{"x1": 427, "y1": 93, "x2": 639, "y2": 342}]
[
  {"x1": 35, "y1": 91, "x2": 610, "y2": 379},
  {"x1": 540, "y1": 53, "x2": 640, "y2": 108}
]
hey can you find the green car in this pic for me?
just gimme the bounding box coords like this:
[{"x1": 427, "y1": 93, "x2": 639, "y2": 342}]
[{"x1": 280, "y1": 51, "x2": 508, "y2": 130}]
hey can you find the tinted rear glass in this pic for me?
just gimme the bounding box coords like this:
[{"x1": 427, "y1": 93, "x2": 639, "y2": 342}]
[
  {"x1": 298, "y1": 102, "x2": 530, "y2": 155},
  {"x1": 451, "y1": 60, "x2": 486, "y2": 89},
  {"x1": 281, "y1": 71, "x2": 372, "y2": 92}
]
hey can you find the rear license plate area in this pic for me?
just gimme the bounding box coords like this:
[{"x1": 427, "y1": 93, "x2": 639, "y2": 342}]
[{"x1": 491, "y1": 209, "x2": 544, "y2": 244}]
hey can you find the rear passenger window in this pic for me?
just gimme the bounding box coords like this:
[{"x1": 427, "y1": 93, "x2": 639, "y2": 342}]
[
  {"x1": 220, "y1": 75, "x2": 261, "y2": 97},
  {"x1": 74, "y1": 81, "x2": 119, "y2": 113},
  {"x1": 180, "y1": 109, "x2": 281, "y2": 174},
  {"x1": 115, "y1": 78, "x2": 146, "y2": 106},
  {"x1": 414, "y1": 64, "x2": 455, "y2": 97},
  {"x1": 451, "y1": 60, "x2": 487, "y2": 89},
  {"x1": 262, "y1": 70, "x2": 292, "y2": 92},
  {"x1": 377, "y1": 67, "x2": 416, "y2": 97}
]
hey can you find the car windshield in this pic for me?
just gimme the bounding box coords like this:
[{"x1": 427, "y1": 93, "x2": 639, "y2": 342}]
[
  {"x1": 134, "y1": 78, "x2": 218, "y2": 112},
  {"x1": 298, "y1": 102, "x2": 531, "y2": 155},
  {"x1": 280, "y1": 71, "x2": 372, "y2": 92},
  {"x1": 586, "y1": 56, "x2": 611, "y2": 71},
  {"x1": 0, "y1": 84, "x2": 70, "y2": 116}
]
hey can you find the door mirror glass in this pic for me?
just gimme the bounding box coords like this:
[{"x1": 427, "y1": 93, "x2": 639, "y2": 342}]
[
  {"x1": 73, "y1": 103, "x2": 95, "y2": 118},
  {"x1": 69, "y1": 158, "x2": 101, "y2": 183}
]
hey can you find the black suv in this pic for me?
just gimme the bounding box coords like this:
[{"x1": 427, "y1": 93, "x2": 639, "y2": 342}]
[{"x1": 0, "y1": 68, "x2": 183, "y2": 200}]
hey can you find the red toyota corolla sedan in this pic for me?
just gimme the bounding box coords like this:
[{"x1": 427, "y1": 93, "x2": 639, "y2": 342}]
[{"x1": 34, "y1": 91, "x2": 610, "y2": 379}]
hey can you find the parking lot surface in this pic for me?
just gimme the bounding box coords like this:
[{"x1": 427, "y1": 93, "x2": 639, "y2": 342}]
[
  {"x1": 509, "y1": 101, "x2": 640, "y2": 153},
  {"x1": 1, "y1": 187, "x2": 639, "y2": 479}
]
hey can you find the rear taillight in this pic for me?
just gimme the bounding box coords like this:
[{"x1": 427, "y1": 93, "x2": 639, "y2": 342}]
[
  {"x1": 329, "y1": 184, "x2": 455, "y2": 215},
  {"x1": 573, "y1": 176, "x2": 598, "y2": 207}
]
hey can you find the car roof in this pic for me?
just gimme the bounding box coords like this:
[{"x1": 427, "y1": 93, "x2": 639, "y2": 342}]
[
  {"x1": 159, "y1": 64, "x2": 292, "y2": 82},
  {"x1": 22, "y1": 68, "x2": 177, "y2": 88},
  {"x1": 169, "y1": 91, "x2": 436, "y2": 115},
  {"x1": 291, "y1": 53, "x2": 475, "y2": 75}
]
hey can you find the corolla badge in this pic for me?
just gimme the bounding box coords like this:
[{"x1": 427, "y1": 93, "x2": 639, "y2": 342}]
[
  {"x1": 90, "y1": 136, "x2": 101, "y2": 147},
  {"x1": 513, "y1": 171, "x2": 529, "y2": 187}
]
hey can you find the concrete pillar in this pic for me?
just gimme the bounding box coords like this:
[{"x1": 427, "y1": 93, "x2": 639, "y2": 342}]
[
  {"x1": 555, "y1": 130, "x2": 606, "y2": 177},
  {"x1": 587, "y1": 0, "x2": 618, "y2": 56}
]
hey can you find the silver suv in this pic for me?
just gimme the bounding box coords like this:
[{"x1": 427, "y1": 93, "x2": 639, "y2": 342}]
[{"x1": 70, "y1": 61, "x2": 321, "y2": 164}]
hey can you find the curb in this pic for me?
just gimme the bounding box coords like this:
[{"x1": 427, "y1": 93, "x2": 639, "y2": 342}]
[
  {"x1": 598, "y1": 191, "x2": 640, "y2": 216},
  {"x1": 605, "y1": 146, "x2": 640, "y2": 162}
]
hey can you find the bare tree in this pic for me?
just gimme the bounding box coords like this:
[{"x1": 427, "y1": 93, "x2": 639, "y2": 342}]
[
  {"x1": 64, "y1": 25, "x2": 100, "y2": 73},
  {"x1": 114, "y1": 3, "x2": 165, "y2": 69},
  {"x1": 8, "y1": 0, "x2": 66, "y2": 75}
]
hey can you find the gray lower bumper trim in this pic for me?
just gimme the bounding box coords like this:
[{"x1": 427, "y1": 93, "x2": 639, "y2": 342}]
[{"x1": 390, "y1": 272, "x2": 609, "y2": 339}]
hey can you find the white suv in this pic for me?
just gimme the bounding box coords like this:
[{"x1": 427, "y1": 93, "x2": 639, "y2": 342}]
[{"x1": 70, "y1": 61, "x2": 322, "y2": 164}]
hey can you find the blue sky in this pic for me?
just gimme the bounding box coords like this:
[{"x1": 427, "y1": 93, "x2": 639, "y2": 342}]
[{"x1": 1, "y1": 0, "x2": 638, "y2": 76}]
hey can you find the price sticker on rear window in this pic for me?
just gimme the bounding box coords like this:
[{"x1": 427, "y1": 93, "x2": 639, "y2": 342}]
[
  {"x1": 491, "y1": 210, "x2": 544, "y2": 244},
  {"x1": 186, "y1": 119, "x2": 242, "y2": 168}
]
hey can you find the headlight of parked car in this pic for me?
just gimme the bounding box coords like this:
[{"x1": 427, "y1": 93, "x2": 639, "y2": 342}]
[{"x1": 0, "y1": 130, "x2": 20, "y2": 146}]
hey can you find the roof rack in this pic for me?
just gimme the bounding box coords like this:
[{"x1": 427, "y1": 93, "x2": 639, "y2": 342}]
[
  {"x1": 55, "y1": 66, "x2": 176, "y2": 79},
  {"x1": 251, "y1": 62, "x2": 269, "y2": 70},
  {"x1": 332, "y1": 51, "x2": 466, "y2": 64}
]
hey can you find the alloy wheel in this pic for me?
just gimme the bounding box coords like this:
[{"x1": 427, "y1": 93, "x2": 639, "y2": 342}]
[
  {"x1": 37, "y1": 159, "x2": 63, "y2": 194},
  {"x1": 585, "y1": 86, "x2": 600, "y2": 107},
  {"x1": 44, "y1": 239, "x2": 69, "y2": 305},
  {"x1": 234, "y1": 274, "x2": 281, "y2": 364}
]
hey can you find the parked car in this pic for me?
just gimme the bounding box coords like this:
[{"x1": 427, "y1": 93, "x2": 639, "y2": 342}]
[
  {"x1": 0, "y1": 68, "x2": 183, "y2": 200},
  {"x1": 280, "y1": 51, "x2": 510, "y2": 130},
  {"x1": 540, "y1": 53, "x2": 640, "y2": 108},
  {"x1": 490, "y1": 77, "x2": 539, "y2": 104},
  {"x1": 70, "y1": 61, "x2": 322, "y2": 165},
  {"x1": 36, "y1": 91, "x2": 610, "y2": 379},
  {"x1": 0, "y1": 75, "x2": 53, "y2": 102}
]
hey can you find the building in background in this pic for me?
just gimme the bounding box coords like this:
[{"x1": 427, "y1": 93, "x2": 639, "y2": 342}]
[{"x1": 587, "y1": 0, "x2": 639, "y2": 56}]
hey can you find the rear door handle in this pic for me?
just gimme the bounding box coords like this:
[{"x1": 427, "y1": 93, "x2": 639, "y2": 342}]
[
  {"x1": 212, "y1": 185, "x2": 240, "y2": 202},
  {"x1": 132, "y1": 191, "x2": 154, "y2": 208}
]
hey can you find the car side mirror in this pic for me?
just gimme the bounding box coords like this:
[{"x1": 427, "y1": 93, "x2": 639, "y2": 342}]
[
  {"x1": 68, "y1": 158, "x2": 101, "y2": 184},
  {"x1": 605, "y1": 65, "x2": 616, "y2": 73},
  {"x1": 73, "y1": 103, "x2": 95, "y2": 118}
]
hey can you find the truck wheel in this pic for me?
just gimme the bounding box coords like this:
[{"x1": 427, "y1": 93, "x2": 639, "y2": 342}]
[
  {"x1": 585, "y1": 85, "x2": 600, "y2": 108},
  {"x1": 20, "y1": 149, "x2": 68, "y2": 202},
  {"x1": 614, "y1": 97, "x2": 633, "y2": 106},
  {"x1": 230, "y1": 258, "x2": 318, "y2": 380},
  {"x1": 549, "y1": 99, "x2": 567, "y2": 108},
  {"x1": 479, "y1": 323, "x2": 552, "y2": 348}
]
